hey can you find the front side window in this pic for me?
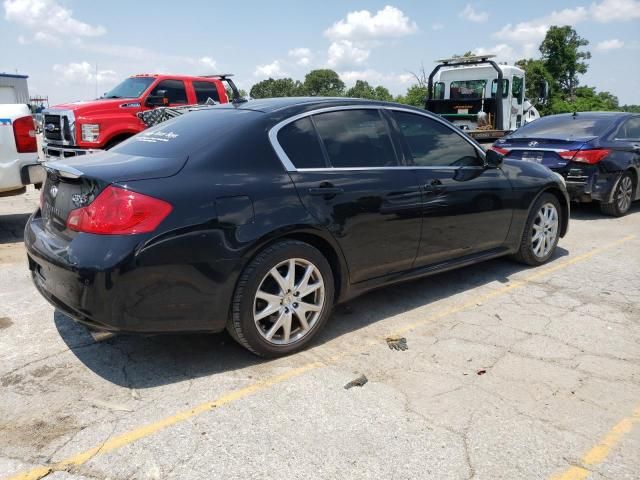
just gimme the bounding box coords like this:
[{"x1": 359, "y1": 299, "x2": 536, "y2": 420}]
[
  {"x1": 277, "y1": 117, "x2": 326, "y2": 169},
  {"x1": 393, "y1": 111, "x2": 480, "y2": 167},
  {"x1": 450, "y1": 80, "x2": 486, "y2": 100},
  {"x1": 312, "y1": 109, "x2": 397, "y2": 168},
  {"x1": 193, "y1": 81, "x2": 221, "y2": 104},
  {"x1": 150, "y1": 80, "x2": 188, "y2": 104},
  {"x1": 512, "y1": 76, "x2": 524, "y2": 104},
  {"x1": 490, "y1": 79, "x2": 510, "y2": 98}
]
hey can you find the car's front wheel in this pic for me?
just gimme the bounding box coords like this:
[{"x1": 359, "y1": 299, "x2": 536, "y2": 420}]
[
  {"x1": 513, "y1": 192, "x2": 561, "y2": 266},
  {"x1": 600, "y1": 171, "x2": 635, "y2": 217},
  {"x1": 228, "y1": 240, "x2": 334, "y2": 357}
]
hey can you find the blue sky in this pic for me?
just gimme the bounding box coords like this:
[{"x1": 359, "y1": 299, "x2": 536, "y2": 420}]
[{"x1": 1, "y1": 0, "x2": 639, "y2": 105}]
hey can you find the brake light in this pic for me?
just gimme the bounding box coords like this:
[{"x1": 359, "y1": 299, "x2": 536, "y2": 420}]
[
  {"x1": 490, "y1": 146, "x2": 510, "y2": 155},
  {"x1": 559, "y1": 149, "x2": 610, "y2": 164},
  {"x1": 12, "y1": 116, "x2": 38, "y2": 153},
  {"x1": 66, "y1": 185, "x2": 172, "y2": 235}
]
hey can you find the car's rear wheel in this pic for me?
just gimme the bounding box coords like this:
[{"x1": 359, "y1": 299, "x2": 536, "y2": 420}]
[
  {"x1": 512, "y1": 193, "x2": 561, "y2": 266},
  {"x1": 228, "y1": 240, "x2": 334, "y2": 357},
  {"x1": 600, "y1": 172, "x2": 635, "y2": 217}
]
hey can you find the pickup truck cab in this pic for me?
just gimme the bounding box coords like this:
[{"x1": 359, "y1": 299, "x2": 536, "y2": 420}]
[
  {"x1": 42, "y1": 74, "x2": 232, "y2": 158},
  {"x1": 0, "y1": 103, "x2": 43, "y2": 197}
]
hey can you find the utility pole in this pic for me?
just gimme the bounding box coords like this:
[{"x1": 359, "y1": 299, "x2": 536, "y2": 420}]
[{"x1": 95, "y1": 63, "x2": 98, "y2": 98}]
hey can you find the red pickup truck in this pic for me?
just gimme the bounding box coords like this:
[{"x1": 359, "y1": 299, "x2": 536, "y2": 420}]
[{"x1": 42, "y1": 73, "x2": 237, "y2": 158}]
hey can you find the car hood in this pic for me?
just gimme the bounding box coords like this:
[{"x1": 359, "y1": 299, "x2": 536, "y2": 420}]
[{"x1": 49, "y1": 98, "x2": 143, "y2": 117}]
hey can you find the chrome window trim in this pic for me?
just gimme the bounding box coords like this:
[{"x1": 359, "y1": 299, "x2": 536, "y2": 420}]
[{"x1": 268, "y1": 105, "x2": 486, "y2": 172}]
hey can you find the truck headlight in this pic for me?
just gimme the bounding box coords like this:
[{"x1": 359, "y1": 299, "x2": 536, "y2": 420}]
[{"x1": 81, "y1": 124, "x2": 100, "y2": 142}]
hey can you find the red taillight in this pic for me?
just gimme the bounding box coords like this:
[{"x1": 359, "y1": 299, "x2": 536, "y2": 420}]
[
  {"x1": 13, "y1": 116, "x2": 38, "y2": 153},
  {"x1": 490, "y1": 146, "x2": 510, "y2": 155},
  {"x1": 559, "y1": 149, "x2": 610, "y2": 164},
  {"x1": 66, "y1": 185, "x2": 172, "y2": 235}
]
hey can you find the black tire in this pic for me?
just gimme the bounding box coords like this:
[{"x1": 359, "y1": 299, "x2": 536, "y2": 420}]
[
  {"x1": 227, "y1": 240, "x2": 335, "y2": 357},
  {"x1": 600, "y1": 171, "x2": 635, "y2": 217},
  {"x1": 512, "y1": 192, "x2": 562, "y2": 266}
]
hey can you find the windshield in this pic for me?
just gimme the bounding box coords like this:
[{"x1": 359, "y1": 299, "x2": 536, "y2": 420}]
[
  {"x1": 101, "y1": 77, "x2": 154, "y2": 99},
  {"x1": 509, "y1": 115, "x2": 617, "y2": 139}
]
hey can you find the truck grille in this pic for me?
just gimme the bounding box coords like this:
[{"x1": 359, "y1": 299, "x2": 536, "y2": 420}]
[{"x1": 43, "y1": 113, "x2": 72, "y2": 143}]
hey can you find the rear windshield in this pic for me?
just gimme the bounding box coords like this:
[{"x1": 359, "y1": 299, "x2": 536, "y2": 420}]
[
  {"x1": 111, "y1": 107, "x2": 261, "y2": 158},
  {"x1": 510, "y1": 115, "x2": 617, "y2": 139}
]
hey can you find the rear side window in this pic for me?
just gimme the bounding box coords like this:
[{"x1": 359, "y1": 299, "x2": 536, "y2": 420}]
[
  {"x1": 615, "y1": 117, "x2": 640, "y2": 140},
  {"x1": 277, "y1": 117, "x2": 326, "y2": 169},
  {"x1": 510, "y1": 115, "x2": 617, "y2": 139},
  {"x1": 312, "y1": 109, "x2": 397, "y2": 168},
  {"x1": 150, "y1": 80, "x2": 188, "y2": 104},
  {"x1": 393, "y1": 111, "x2": 480, "y2": 167},
  {"x1": 193, "y1": 81, "x2": 221, "y2": 104}
]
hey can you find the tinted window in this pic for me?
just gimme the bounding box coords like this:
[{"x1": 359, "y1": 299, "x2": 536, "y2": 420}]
[
  {"x1": 615, "y1": 117, "x2": 640, "y2": 140},
  {"x1": 193, "y1": 81, "x2": 221, "y2": 104},
  {"x1": 512, "y1": 76, "x2": 523, "y2": 104},
  {"x1": 313, "y1": 109, "x2": 397, "y2": 168},
  {"x1": 434, "y1": 82, "x2": 445, "y2": 100},
  {"x1": 510, "y1": 114, "x2": 618, "y2": 139},
  {"x1": 393, "y1": 111, "x2": 480, "y2": 167},
  {"x1": 150, "y1": 80, "x2": 188, "y2": 104},
  {"x1": 101, "y1": 77, "x2": 154, "y2": 99},
  {"x1": 490, "y1": 79, "x2": 509, "y2": 98},
  {"x1": 277, "y1": 117, "x2": 326, "y2": 169}
]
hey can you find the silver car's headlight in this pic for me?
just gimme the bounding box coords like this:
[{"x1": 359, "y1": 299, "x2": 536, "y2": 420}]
[{"x1": 81, "y1": 123, "x2": 100, "y2": 142}]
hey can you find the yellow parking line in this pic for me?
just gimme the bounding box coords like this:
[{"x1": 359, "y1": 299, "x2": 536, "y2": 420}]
[
  {"x1": 5, "y1": 235, "x2": 635, "y2": 480},
  {"x1": 549, "y1": 404, "x2": 640, "y2": 480}
]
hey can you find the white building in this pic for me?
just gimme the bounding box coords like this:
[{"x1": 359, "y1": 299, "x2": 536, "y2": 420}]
[{"x1": 0, "y1": 73, "x2": 30, "y2": 104}]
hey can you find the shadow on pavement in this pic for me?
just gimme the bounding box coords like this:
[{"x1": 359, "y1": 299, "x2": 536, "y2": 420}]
[
  {"x1": 0, "y1": 213, "x2": 32, "y2": 245},
  {"x1": 569, "y1": 201, "x2": 640, "y2": 220},
  {"x1": 55, "y1": 246, "x2": 569, "y2": 389}
]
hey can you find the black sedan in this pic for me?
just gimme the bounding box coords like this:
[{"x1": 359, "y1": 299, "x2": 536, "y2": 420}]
[
  {"x1": 492, "y1": 112, "x2": 640, "y2": 216},
  {"x1": 26, "y1": 98, "x2": 569, "y2": 357}
]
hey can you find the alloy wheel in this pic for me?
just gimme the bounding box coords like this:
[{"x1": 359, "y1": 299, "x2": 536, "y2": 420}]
[
  {"x1": 616, "y1": 176, "x2": 633, "y2": 213},
  {"x1": 253, "y1": 258, "x2": 325, "y2": 345},
  {"x1": 531, "y1": 202, "x2": 559, "y2": 258}
]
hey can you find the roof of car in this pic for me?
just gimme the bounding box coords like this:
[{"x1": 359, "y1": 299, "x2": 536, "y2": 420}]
[
  {"x1": 548, "y1": 111, "x2": 633, "y2": 118},
  {"x1": 234, "y1": 97, "x2": 401, "y2": 113}
]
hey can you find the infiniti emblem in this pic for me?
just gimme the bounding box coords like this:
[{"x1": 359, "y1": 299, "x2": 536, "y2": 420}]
[
  {"x1": 50, "y1": 185, "x2": 58, "y2": 198},
  {"x1": 528, "y1": 141, "x2": 539, "y2": 147},
  {"x1": 45, "y1": 123, "x2": 57, "y2": 132}
]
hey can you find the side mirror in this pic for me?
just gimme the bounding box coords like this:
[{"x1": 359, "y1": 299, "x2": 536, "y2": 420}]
[
  {"x1": 485, "y1": 149, "x2": 504, "y2": 169},
  {"x1": 145, "y1": 89, "x2": 169, "y2": 107},
  {"x1": 538, "y1": 81, "x2": 549, "y2": 104}
]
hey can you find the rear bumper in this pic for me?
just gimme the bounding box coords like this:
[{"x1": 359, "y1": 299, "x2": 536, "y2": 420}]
[
  {"x1": 25, "y1": 214, "x2": 238, "y2": 334},
  {"x1": 0, "y1": 154, "x2": 42, "y2": 194},
  {"x1": 559, "y1": 168, "x2": 620, "y2": 203}
]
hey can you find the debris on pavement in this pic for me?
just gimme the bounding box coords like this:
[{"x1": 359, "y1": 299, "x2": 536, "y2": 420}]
[
  {"x1": 344, "y1": 374, "x2": 368, "y2": 389},
  {"x1": 476, "y1": 369, "x2": 487, "y2": 376},
  {"x1": 386, "y1": 336, "x2": 408, "y2": 351}
]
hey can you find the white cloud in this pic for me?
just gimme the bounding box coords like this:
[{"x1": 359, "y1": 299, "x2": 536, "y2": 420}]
[
  {"x1": 253, "y1": 60, "x2": 286, "y2": 78},
  {"x1": 474, "y1": 44, "x2": 517, "y2": 61},
  {"x1": 547, "y1": 6, "x2": 589, "y2": 24},
  {"x1": 325, "y1": 5, "x2": 417, "y2": 41},
  {"x1": 327, "y1": 40, "x2": 370, "y2": 68},
  {"x1": 288, "y1": 47, "x2": 312, "y2": 66},
  {"x1": 596, "y1": 38, "x2": 625, "y2": 50},
  {"x1": 52, "y1": 61, "x2": 117, "y2": 85},
  {"x1": 4, "y1": 0, "x2": 106, "y2": 44},
  {"x1": 591, "y1": 0, "x2": 640, "y2": 22},
  {"x1": 459, "y1": 4, "x2": 488, "y2": 23},
  {"x1": 431, "y1": 23, "x2": 444, "y2": 31},
  {"x1": 198, "y1": 56, "x2": 217, "y2": 70},
  {"x1": 339, "y1": 69, "x2": 414, "y2": 94}
]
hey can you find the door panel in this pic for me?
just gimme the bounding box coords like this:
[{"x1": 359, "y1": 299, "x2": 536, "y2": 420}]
[
  {"x1": 415, "y1": 167, "x2": 512, "y2": 266},
  {"x1": 290, "y1": 169, "x2": 423, "y2": 283}
]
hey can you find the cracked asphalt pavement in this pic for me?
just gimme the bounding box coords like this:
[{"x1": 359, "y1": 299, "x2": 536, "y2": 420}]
[{"x1": 1, "y1": 188, "x2": 639, "y2": 480}]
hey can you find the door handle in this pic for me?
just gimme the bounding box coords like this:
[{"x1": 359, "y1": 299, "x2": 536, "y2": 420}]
[
  {"x1": 424, "y1": 179, "x2": 445, "y2": 194},
  {"x1": 633, "y1": 144, "x2": 640, "y2": 152},
  {"x1": 308, "y1": 183, "x2": 344, "y2": 196}
]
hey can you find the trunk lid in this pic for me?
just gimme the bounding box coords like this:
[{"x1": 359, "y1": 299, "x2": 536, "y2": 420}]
[
  {"x1": 497, "y1": 137, "x2": 596, "y2": 170},
  {"x1": 41, "y1": 150, "x2": 187, "y2": 235}
]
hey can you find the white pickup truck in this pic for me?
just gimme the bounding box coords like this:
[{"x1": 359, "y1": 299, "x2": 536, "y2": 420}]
[{"x1": 0, "y1": 104, "x2": 43, "y2": 197}]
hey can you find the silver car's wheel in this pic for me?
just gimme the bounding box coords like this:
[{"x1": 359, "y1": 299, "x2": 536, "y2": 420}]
[
  {"x1": 253, "y1": 258, "x2": 325, "y2": 345},
  {"x1": 617, "y1": 175, "x2": 633, "y2": 213},
  {"x1": 531, "y1": 202, "x2": 559, "y2": 258}
]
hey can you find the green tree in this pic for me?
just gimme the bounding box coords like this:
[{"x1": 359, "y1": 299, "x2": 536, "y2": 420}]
[
  {"x1": 515, "y1": 58, "x2": 553, "y2": 101},
  {"x1": 548, "y1": 86, "x2": 619, "y2": 113},
  {"x1": 540, "y1": 26, "x2": 591, "y2": 99},
  {"x1": 249, "y1": 78, "x2": 303, "y2": 99},
  {"x1": 346, "y1": 80, "x2": 376, "y2": 99},
  {"x1": 302, "y1": 69, "x2": 345, "y2": 96},
  {"x1": 395, "y1": 85, "x2": 427, "y2": 107}
]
